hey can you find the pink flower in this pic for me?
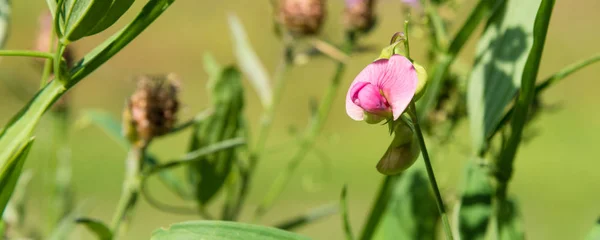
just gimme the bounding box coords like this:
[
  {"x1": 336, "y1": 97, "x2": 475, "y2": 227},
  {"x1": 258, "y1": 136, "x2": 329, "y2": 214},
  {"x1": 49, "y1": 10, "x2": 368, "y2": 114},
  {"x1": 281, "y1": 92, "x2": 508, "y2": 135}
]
[{"x1": 346, "y1": 54, "x2": 418, "y2": 122}]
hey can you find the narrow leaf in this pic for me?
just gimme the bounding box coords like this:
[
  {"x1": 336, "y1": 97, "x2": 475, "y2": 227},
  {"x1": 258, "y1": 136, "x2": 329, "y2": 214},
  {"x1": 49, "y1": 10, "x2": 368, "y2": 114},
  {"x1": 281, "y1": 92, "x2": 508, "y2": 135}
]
[
  {"x1": 76, "y1": 217, "x2": 113, "y2": 240},
  {"x1": 340, "y1": 186, "x2": 354, "y2": 240},
  {"x1": 75, "y1": 109, "x2": 128, "y2": 149},
  {"x1": 467, "y1": 0, "x2": 542, "y2": 151},
  {"x1": 274, "y1": 204, "x2": 337, "y2": 231},
  {"x1": 359, "y1": 176, "x2": 395, "y2": 240},
  {"x1": 85, "y1": 0, "x2": 135, "y2": 36},
  {"x1": 151, "y1": 221, "x2": 311, "y2": 240},
  {"x1": 457, "y1": 160, "x2": 493, "y2": 240},
  {"x1": 0, "y1": 0, "x2": 10, "y2": 49},
  {"x1": 0, "y1": 138, "x2": 34, "y2": 217},
  {"x1": 227, "y1": 14, "x2": 272, "y2": 108}
]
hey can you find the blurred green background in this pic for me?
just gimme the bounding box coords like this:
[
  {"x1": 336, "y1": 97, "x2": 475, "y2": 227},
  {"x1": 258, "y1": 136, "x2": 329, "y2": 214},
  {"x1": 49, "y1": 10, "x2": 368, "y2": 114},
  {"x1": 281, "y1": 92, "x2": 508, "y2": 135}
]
[{"x1": 1, "y1": 0, "x2": 599, "y2": 239}]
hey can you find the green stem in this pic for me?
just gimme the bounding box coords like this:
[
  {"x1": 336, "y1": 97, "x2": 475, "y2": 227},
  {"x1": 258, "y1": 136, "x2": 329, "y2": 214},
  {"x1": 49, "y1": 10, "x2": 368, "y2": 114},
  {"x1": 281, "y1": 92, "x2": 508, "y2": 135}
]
[
  {"x1": 408, "y1": 102, "x2": 453, "y2": 240},
  {"x1": 110, "y1": 145, "x2": 146, "y2": 239},
  {"x1": 358, "y1": 176, "x2": 394, "y2": 240},
  {"x1": 255, "y1": 35, "x2": 356, "y2": 220},
  {"x1": 0, "y1": 50, "x2": 54, "y2": 59},
  {"x1": 53, "y1": 44, "x2": 66, "y2": 84}
]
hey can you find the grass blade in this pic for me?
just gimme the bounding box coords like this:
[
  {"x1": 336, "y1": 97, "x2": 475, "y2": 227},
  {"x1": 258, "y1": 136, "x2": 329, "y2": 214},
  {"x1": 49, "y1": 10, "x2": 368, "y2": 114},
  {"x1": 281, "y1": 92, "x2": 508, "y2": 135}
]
[
  {"x1": 340, "y1": 186, "x2": 354, "y2": 240},
  {"x1": 273, "y1": 204, "x2": 337, "y2": 231},
  {"x1": 227, "y1": 13, "x2": 272, "y2": 109},
  {"x1": 151, "y1": 221, "x2": 310, "y2": 240}
]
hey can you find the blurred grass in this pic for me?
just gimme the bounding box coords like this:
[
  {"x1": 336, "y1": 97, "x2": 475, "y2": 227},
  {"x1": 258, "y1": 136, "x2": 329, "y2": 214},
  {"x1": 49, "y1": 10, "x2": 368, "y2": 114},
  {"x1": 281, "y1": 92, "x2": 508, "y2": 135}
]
[{"x1": 0, "y1": 0, "x2": 599, "y2": 239}]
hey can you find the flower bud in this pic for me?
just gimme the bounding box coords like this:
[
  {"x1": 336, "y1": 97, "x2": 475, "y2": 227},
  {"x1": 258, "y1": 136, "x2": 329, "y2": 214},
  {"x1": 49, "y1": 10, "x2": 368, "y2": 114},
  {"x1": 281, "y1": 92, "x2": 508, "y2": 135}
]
[
  {"x1": 377, "y1": 121, "x2": 420, "y2": 175},
  {"x1": 413, "y1": 62, "x2": 428, "y2": 101},
  {"x1": 123, "y1": 73, "x2": 180, "y2": 146},
  {"x1": 343, "y1": 0, "x2": 376, "y2": 34},
  {"x1": 279, "y1": 0, "x2": 326, "y2": 36}
]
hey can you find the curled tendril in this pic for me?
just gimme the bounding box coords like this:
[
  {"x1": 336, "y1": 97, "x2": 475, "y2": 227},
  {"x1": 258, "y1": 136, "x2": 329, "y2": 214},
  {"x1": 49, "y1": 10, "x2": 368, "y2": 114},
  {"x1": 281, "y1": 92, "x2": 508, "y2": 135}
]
[{"x1": 390, "y1": 32, "x2": 406, "y2": 45}]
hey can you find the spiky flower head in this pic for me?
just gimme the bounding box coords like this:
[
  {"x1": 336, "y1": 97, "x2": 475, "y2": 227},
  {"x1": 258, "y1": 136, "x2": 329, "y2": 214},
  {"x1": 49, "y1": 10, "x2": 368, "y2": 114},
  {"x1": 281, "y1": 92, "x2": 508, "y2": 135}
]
[
  {"x1": 279, "y1": 0, "x2": 326, "y2": 36},
  {"x1": 123, "y1": 73, "x2": 180, "y2": 146}
]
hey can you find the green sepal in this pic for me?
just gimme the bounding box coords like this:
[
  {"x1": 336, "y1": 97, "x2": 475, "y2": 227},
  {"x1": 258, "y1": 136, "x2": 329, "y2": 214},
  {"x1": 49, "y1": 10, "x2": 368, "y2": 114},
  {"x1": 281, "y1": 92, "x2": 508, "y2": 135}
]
[
  {"x1": 413, "y1": 62, "x2": 428, "y2": 101},
  {"x1": 375, "y1": 41, "x2": 406, "y2": 61}
]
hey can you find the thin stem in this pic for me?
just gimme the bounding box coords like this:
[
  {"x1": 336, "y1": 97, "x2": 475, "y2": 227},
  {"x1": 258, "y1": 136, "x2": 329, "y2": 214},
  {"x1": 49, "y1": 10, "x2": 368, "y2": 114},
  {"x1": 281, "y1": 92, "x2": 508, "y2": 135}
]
[
  {"x1": 110, "y1": 145, "x2": 146, "y2": 239},
  {"x1": 0, "y1": 50, "x2": 54, "y2": 60},
  {"x1": 408, "y1": 102, "x2": 453, "y2": 240},
  {"x1": 255, "y1": 34, "x2": 356, "y2": 220},
  {"x1": 359, "y1": 176, "x2": 394, "y2": 240},
  {"x1": 53, "y1": 44, "x2": 66, "y2": 84}
]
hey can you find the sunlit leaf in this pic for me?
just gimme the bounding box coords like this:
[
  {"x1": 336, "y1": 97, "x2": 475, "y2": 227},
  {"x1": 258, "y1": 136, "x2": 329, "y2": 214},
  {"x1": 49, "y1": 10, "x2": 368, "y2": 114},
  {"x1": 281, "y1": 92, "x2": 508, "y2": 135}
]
[
  {"x1": 76, "y1": 217, "x2": 112, "y2": 240},
  {"x1": 0, "y1": 138, "x2": 34, "y2": 217},
  {"x1": 151, "y1": 221, "x2": 310, "y2": 240},
  {"x1": 85, "y1": 0, "x2": 135, "y2": 36},
  {"x1": 457, "y1": 160, "x2": 493, "y2": 240},
  {"x1": 377, "y1": 163, "x2": 438, "y2": 240},
  {"x1": 227, "y1": 14, "x2": 272, "y2": 109},
  {"x1": 467, "y1": 0, "x2": 542, "y2": 151}
]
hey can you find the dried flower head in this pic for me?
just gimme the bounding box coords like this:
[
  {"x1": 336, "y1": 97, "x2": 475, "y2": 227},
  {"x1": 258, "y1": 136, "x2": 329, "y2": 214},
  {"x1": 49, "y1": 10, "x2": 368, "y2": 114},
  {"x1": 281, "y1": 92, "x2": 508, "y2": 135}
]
[
  {"x1": 279, "y1": 0, "x2": 326, "y2": 36},
  {"x1": 124, "y1": 73, "x2": 180, "y2": 145},
  {"x1": 344, "y1": 0, "x2": 376, "y2": 33}
]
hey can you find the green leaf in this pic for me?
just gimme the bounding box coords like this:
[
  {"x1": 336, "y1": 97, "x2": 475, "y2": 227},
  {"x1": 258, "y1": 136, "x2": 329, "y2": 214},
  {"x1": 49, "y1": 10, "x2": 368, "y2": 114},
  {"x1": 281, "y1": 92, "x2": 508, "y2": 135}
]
[
  {"x1": 0, "y1": 138, "x2": 34, "y2": 217},
  {"x1": 76, "y1": 217, "x2": 113, "y2": 240},
  {"x1": 497, "y1": 199, "x2": 524, "y2": 240},
  {"x1": 227, "y1": 14, "x2": 272, "y2": 109},
  {"x1": 585, "y1": 217, "x2": 600, "y2": 240},
  {"x1": 0, "y1": 0, "x2": 174, "y2": 195},
  {"x1": 340, "y1": 186, "x2": 355, "y2": 240},
  {"x1": 358, "y1": 176, "x2": 395, "y2": 240},
  {"x1": 0, "y1": 0, "x2": 10, "y2": 49},
  {"x1": 85, "y1": 0, "x2": 135, "y2": 36},
  {"x1": 496, "y1": 0, "x2": 555, "y2": 193},
  {"x1": 377, "y1": 163, "x2": 438, "y2": 240},
  {"x1": 188, "y1": 65, "x2": 246, "y2": 207},
  {"x1": 273, "y1": 204, "x2": 337, "y2": 231},
  {"x1": 467, "y1": 0, "x2": 542, "y2": 152},
  {"x1": 76, "y1": 109, "x2": 128, "y2": 149},
  {"x1": 61, "y1": 0, "x2": 112, "y2": 42},
  {"x1": 457, "y1": 160, "x2": 493, "y2": 240},
  {"x1": 151, "y1": 221, "x2": 311, "y2": 240}
]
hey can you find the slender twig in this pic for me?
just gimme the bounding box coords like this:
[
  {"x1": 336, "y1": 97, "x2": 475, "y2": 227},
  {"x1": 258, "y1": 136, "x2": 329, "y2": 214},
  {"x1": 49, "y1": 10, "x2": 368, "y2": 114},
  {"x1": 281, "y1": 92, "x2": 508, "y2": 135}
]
[
  {"x1": 255, "y1": 34, "x2": 356, "y2": 220},
  {"x1": 0, "y1": 50, "x2": 54, "y2": 60},
  {"x1": 408, "y1": 103, "x2": 453, "y2": 240}
]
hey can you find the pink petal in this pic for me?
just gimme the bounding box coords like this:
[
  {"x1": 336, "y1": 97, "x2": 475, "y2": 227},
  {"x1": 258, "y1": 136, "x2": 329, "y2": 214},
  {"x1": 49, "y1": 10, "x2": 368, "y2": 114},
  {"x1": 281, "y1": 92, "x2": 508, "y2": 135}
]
[
  {"x1": 377, "y1": 55, "x2": 417, "y2": 120},
  {"x1": 345, "y1": 59, "x2": 389, "y2": 121}
]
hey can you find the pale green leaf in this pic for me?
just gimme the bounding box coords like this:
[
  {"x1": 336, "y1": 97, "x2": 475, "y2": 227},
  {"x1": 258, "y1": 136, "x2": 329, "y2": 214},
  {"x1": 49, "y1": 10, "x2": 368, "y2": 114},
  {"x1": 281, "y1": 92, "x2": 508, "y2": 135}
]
[
  {"x1": 85, "y1": 0, "x2": 135, "y2": 36},
  {"x1": 457, "y1": 160, "x2": 493, "y2": 240},
  {"x1": 467, "y1": 0, "x2": 542, "y2": 151},
  {"x1": 227, "y1": 14, "x2": 272, "y2": 108},
  {"x1": 0, "y1": 138, "x2": 35, "y2": 217},
  {"x1": 61, "y1": 0, "x2": 112, "y2": 41},
  {"x1": 151, "y1": 221, "x2": 311, "y2": 240}
]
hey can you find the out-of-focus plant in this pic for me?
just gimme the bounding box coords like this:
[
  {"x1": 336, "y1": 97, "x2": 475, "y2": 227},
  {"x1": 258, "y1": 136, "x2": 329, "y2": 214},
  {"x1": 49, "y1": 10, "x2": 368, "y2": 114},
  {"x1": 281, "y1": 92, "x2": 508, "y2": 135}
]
[{"x1": 2, "y1": 0, "x2": 600, "y2": 239}]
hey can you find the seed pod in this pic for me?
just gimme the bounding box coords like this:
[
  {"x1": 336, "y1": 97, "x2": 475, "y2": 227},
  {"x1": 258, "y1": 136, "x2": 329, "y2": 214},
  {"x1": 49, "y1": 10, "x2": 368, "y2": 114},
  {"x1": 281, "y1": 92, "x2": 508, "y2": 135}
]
[
  {"x1": 279, "y1": 0, "x2": 326, "y2": 36},
  {"x1": 343, "y1": 0, "x2": 376, "y2": 34},
  {"x1": 124, "y1": 73, "x2": 180, "y2": 146}
]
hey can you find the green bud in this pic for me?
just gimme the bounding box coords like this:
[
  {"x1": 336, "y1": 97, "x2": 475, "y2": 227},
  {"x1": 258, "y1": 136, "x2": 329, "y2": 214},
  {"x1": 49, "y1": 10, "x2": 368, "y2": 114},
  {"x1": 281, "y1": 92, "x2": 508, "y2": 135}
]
[
  {"x1": 413, "y1": 62, "x2": 428, "y2": 101},
  {"x1": 377, "y1": 121, "x2": 420, "y2": 175}
]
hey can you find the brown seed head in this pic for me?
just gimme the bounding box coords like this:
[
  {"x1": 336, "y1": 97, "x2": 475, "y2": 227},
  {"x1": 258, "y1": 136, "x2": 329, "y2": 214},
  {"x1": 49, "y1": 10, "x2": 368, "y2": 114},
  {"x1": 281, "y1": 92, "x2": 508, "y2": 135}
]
[
  {"x1": 125, "y1": 73, "x2": 180, "y2": 145},
  {"x1": 344, "y1": 0, "x2": 376, "y2": 33},
  {"x1": 279, "y1": 0, "x2": 326, "y2": 36}
]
